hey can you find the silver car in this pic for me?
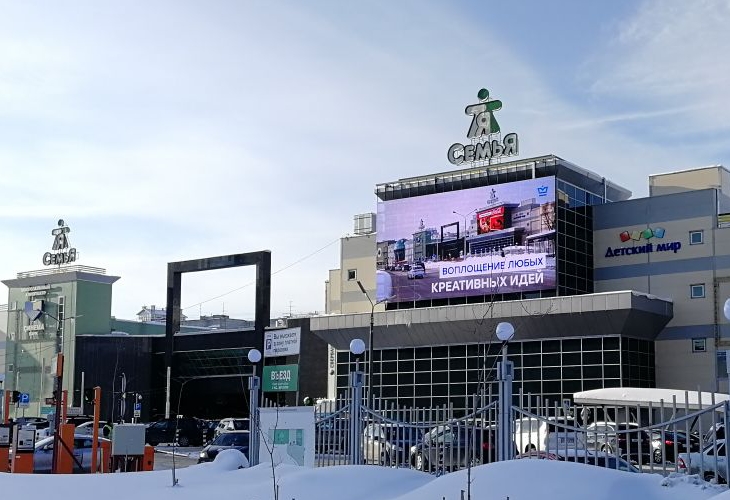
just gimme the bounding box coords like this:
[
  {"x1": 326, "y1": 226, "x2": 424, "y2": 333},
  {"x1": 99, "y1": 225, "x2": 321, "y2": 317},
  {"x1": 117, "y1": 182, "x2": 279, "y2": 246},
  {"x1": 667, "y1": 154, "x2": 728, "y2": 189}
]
[{"x1": 33, "y1": 434, "x2": 108, "y2": 473}]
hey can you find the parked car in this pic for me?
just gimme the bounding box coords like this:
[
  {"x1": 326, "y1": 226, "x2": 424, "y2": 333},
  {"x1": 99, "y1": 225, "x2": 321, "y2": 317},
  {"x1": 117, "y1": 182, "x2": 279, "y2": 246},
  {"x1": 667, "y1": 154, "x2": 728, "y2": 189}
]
[
  {"x1": 585, "y1": 421, "x2": 635, "y2": 454},
  {"x1": 33, "y1": 434, "x2": 109, "y2": 473},
  {"x1": 516, "y1": 449, "x2": 640, "y2": 473},
  {"x1": 202, "y1": 419, "x2": 220, "y2": 443},
  {"x1": 514, "y1": 416, "x2": 586, "y2": 454},
  {"x1": 362, "y1": 423, "x2": 421, "y2": 466},
  {"x1": 678, "y1": 439, "x2": 727, "y2": 483},
  {"x1": 616, "y1": 428, "x2": 653, "y2": 465},
  {"x1": 406, "y1": 263, "x2": 425, "y2": 279},
  {"x1": 585, "y1": 421, "x2": 653, "y2": 464},
  {"x1": 145, "y1": 417, "x2": 204, "y2": 447},
  {"x1": 214, "y1": 418, "x2": 249, "y2": 439},
  {"x1": 75, "y1": 421, "x2": 111, "y2": 438},
  {"x1": 198, "y1": 430, "x2": 250, "y2": 463},
  {"x1": 651, "y1": 430, "x2": 701, "y2": 464},
  {"x1": 410, "y1": 424, "x2": 497, "y2": 473}
]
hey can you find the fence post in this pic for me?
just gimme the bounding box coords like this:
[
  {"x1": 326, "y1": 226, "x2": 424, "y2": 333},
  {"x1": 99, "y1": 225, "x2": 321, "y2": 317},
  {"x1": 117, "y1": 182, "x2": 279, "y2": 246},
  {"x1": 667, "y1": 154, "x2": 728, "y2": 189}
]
[
  {"x1": 248, "y1": 373, "x2": 261, "y2": 467},
  {"x1": 497, "y1": 356, "x2": 514, "y2": 461},
  {"x1": 349, "y1": 368, "x2": 365, "y2": 465},
  {"x1": 713, "y1": 400, "x2": 730, "y2": 482}
]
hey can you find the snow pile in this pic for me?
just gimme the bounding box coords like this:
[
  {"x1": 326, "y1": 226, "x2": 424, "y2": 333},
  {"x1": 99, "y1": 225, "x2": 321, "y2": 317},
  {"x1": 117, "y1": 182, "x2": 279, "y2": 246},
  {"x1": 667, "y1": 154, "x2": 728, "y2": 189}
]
[{"x1": 0, "y1": 458, "x2": 728, "y2": 500}]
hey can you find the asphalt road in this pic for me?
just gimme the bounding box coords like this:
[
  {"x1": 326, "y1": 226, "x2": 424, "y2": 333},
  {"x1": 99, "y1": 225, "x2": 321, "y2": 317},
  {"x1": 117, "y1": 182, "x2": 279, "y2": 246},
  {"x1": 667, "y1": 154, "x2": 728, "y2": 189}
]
[{"x1": 153, "y1": 446, "x2": 202, "y2": 471}]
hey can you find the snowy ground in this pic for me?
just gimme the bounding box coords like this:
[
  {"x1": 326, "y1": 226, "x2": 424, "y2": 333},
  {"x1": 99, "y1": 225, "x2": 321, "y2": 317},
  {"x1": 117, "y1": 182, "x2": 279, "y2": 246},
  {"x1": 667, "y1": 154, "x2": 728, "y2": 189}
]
[{"x1": 3, "y1": 450, "x2": 730, "y2": 500}]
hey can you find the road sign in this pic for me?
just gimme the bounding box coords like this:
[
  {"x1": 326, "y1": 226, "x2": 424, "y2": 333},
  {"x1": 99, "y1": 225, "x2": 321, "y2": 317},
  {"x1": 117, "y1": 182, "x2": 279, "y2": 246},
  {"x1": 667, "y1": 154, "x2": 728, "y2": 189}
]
[
  {"x1": 18, "y1": 393, "x2": 30, "y2": 408},
  {"x1": 262, "y1": 364, "x2": 299, "y2": 392},
  {"x1": 264, "y1": 328, "x2": 301, "y2": 358},
  {"x1": 134, "y1": 402, "x2": 141, "y2": 418}
]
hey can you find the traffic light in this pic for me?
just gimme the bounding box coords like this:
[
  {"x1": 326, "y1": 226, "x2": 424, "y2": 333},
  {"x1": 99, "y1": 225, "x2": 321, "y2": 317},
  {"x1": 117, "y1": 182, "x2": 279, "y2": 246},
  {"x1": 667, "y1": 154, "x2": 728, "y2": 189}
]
[
  {"x1": 11, "y1": 391, "x2": 20, "y2": 403},
  {"x1": 84, "y1": 388, "x2": 95, "y2": 403}
]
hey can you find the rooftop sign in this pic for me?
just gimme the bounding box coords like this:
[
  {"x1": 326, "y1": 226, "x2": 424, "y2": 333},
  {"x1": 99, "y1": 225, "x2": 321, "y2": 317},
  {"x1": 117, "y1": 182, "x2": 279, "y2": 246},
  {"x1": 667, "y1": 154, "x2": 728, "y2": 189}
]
[
  {"x1": 43, "y1": 219, "x2": 78, "y2": 266},
  {"x1": 447, "y1": 88, "x2": 519, "y2": 166}
]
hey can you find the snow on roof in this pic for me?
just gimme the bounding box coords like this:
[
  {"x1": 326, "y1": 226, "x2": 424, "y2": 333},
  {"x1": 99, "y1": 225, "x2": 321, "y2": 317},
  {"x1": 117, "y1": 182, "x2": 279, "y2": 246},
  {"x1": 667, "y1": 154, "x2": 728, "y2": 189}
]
[{"x1": 573, "y1": 387, "x2": 730, "y2": 410}]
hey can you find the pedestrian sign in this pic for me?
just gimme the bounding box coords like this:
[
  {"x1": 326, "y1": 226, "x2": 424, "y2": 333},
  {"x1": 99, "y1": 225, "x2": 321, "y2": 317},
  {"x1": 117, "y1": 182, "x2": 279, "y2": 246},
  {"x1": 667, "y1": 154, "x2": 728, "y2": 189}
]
[{"x1": 18, "y1": 393, "x2": 30, "y2": 408}]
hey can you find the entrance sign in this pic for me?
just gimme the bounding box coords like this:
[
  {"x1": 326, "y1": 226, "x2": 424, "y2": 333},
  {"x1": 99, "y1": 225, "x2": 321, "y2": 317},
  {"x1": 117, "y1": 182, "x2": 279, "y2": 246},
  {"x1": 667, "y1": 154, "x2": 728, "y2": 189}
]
[
  {"x1": 262, "y1": 364, "x2": 299, "y2": 392},
  {"x1": 264, "y1": 328, "x2": 301, "y2": 358}
]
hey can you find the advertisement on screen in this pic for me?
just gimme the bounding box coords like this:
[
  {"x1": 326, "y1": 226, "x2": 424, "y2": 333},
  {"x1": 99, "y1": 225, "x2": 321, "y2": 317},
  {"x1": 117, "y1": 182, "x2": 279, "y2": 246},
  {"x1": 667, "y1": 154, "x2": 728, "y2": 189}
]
[{"x1": 376, "y1": 177, "x2": 556, "y2": 303}]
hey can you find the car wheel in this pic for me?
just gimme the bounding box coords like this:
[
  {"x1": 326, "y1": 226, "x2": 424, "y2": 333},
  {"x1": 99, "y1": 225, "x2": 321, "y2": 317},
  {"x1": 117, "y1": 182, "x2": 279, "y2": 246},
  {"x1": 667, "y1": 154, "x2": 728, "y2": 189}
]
[
  {"x1": 178, "y1": 435, "x2": 190, "y2": 447},
  {"x1": 525, "y1": 444, "x2": 536, "y2": 453},
  {"x1": 380, "y1": 451, "x2": 391, "y2": 467},
  {"x1": 415, "y1": 452, "x2": 428, "y2": 472},
  {"x1": 600, "y1": 444, "x2": 613, "y2": 454},
  {"x1": 653, "y1": 448, "x2": 663, "y2": 464},
  {"x1": 147, "y1": 440, "x2": 159, "y2": 447},
  {"x1": 704, "y1": 472, "x2": 717, "y2": 483}
]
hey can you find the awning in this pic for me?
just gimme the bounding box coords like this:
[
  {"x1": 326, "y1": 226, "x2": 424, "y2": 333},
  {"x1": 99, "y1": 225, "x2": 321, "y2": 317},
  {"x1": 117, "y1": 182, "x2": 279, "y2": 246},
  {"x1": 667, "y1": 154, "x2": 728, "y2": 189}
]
[{"x1": 573, "y1": 387, "x2": 729, "y2": 411}]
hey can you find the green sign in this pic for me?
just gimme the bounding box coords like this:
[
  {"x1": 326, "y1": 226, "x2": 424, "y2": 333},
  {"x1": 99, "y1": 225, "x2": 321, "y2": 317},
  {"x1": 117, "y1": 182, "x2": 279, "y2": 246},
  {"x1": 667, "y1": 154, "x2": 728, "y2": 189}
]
[{"x1": 262, "y1": 364, "x2": 299, "y2": 392}]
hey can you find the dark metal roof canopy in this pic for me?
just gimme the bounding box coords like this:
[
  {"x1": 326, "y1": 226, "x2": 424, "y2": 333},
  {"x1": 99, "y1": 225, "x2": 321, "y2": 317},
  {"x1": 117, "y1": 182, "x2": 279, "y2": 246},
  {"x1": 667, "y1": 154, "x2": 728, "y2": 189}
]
[{"x1": 311, "y1": 291, "x2": 673, "y2": 350}]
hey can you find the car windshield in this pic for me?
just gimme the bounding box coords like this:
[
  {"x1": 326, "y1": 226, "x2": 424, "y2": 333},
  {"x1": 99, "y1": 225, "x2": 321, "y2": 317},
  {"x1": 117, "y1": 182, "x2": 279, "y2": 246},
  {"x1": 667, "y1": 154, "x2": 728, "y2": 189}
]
[
  {"x1": 213, "y1": 432, "x2": 249, "y2": 446},
  {"x1": 232, "y1": 419, "x2": 249, "y2": 431}
]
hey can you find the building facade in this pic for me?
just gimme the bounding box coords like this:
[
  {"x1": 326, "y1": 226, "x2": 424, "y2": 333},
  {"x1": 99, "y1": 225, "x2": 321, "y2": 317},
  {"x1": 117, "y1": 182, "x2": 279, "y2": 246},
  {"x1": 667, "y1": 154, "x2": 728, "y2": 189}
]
[
  {"x1": 2, "y1": 266, "x2": 120, "y2": 416},
  {"x1": 312, "y1": 157, "x2": 730, "y2": 414}
]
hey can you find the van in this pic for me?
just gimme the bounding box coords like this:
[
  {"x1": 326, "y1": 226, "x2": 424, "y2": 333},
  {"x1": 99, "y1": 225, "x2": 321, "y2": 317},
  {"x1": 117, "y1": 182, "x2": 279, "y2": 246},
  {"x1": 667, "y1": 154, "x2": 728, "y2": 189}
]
[{"x1": 514, "y1": 416, "x2": 586, "y2": 454}]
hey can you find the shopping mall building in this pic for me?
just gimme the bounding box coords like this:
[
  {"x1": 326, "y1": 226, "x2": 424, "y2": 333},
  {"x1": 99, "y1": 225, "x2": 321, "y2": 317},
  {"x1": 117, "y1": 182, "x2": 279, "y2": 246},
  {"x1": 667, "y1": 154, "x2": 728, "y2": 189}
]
[{"x1": 313, "y1": 92, "x2": 730, "y2": 413}]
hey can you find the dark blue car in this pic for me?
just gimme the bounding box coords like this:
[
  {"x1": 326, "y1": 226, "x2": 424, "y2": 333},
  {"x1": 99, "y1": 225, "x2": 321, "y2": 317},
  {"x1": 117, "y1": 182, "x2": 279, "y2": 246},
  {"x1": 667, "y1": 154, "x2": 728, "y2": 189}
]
[{"x1": 198, "y1": 431, "x2": 250, "y2": 463}]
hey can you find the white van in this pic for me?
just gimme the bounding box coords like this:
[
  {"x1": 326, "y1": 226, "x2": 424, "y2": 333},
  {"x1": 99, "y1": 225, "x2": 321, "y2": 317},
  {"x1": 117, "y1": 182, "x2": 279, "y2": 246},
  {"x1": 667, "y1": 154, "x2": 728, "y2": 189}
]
[{"x1": 514, "y1": 416, "x2": 587, "y2": 454}]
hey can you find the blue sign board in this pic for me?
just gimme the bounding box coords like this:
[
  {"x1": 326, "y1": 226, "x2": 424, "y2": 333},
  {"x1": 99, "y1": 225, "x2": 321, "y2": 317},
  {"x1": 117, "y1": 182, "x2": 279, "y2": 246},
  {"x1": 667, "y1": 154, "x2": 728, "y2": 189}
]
[{"x1": 18, "y1": 393, "x2": 30, "y2": 408}]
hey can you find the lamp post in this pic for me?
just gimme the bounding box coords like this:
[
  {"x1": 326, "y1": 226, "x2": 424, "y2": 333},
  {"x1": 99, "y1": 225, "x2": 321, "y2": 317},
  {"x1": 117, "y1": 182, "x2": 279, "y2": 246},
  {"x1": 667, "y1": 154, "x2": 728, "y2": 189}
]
[
  {"x1": 247, "y1": 348, "x2": 262, "y2": 467},
  {"x1": 356, "y1": 280, "x2": 386, "y2": 406},
  {"x1": 495, "y1": 321, "x2": 515, "y2": 462},
  {"x1": 348, "y1": 339, "x2": 365, "y2": 465},
  {"x1": 453, "y1": 210, "x2": 476, "y2": 258}
]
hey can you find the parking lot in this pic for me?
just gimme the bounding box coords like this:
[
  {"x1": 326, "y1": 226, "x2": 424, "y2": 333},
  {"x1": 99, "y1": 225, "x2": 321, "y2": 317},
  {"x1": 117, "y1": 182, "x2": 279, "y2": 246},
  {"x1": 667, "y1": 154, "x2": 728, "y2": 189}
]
[{"x1": 153, "y1": 446, "x2": 202, "y2": 471}]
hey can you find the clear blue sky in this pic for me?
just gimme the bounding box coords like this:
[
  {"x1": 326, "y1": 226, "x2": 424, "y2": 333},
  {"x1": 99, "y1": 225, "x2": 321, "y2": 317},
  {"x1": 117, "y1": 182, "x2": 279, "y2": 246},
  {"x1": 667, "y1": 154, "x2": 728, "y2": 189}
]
[{"x1": 0, "y1": 0, "x2": 727, "y2": 320}]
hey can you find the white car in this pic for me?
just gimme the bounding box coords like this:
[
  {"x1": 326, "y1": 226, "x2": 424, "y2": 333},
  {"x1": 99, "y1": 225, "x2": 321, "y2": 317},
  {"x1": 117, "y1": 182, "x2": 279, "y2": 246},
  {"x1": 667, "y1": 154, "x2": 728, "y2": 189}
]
[
  {"x1": 514, "y1": 416, "x2": 587, "y2": 454},
  {"x1": 406, "y1": 264, "x2": 425, "y2": 279},
  {"x1": 678, "y1": 439, "x2": 728, "y2": 483},
  {"x1": 75, "y1": 421, "x2": 111, "y2": 438},
  {"x1": 214, "y1": 418, "x2": 249, "y2": 439}
]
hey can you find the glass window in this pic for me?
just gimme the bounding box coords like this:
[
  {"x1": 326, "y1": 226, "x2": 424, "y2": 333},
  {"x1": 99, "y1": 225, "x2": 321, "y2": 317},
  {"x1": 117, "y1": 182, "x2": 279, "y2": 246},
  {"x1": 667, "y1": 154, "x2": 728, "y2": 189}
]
[
  {"x1": 689, "y1": 230, "x2": 704, "y2": 245},
  {"x1": 347, "y1": 269, "x2": 357, "y2": 281},
  {"x1": 692, "y1": 338, "x2": 707, "y2": 353},
  {"x1": 690, "y1": 284, "x2": 706, "y2": 299}
]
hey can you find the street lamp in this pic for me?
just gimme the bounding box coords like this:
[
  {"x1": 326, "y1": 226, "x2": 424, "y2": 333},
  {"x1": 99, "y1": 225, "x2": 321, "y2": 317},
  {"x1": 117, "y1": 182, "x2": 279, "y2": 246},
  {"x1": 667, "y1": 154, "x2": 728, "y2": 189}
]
[
  {"x1": 247, "y1": 348, "x2": 262, "y2": 468},
  {"x1": 453, "y1": 210, "x2": 477, "y2": 258},
  {"x1": 356, "y1": 280, "x2": 386, "y2": 406},
  {"x1": 495, "y1": 321, "x2": 514, "y2": 462},
  {"x1": 348, "y1": 338, "x2": 366, "y2": 465}
]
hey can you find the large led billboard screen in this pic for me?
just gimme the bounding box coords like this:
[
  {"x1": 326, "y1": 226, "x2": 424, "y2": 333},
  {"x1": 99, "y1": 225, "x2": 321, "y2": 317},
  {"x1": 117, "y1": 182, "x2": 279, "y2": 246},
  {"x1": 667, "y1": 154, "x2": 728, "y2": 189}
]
[{"x1": 376, "y1": 176, "x2": 556, "y2": 303}]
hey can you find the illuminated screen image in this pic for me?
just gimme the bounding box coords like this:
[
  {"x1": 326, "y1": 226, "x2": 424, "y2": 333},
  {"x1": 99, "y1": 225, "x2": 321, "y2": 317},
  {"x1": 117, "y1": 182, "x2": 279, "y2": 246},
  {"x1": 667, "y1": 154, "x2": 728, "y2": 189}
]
[{"x1": 376, "y1": 177, "x2": 556, "y2": 303}]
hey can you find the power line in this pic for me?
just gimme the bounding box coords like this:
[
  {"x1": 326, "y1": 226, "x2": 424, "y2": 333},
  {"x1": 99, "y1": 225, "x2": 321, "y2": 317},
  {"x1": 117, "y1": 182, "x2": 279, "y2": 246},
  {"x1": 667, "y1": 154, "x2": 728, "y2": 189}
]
[{"x1": 180, "y1": 237, "x2": 340, "y2": 313}]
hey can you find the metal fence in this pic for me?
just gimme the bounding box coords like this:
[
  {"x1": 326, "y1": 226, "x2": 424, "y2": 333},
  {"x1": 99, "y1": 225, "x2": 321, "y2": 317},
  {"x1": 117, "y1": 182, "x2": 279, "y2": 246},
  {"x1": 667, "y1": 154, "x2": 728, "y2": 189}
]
[{"x1": 305, "y1": 370, "x2": 730, "y2": 484}]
